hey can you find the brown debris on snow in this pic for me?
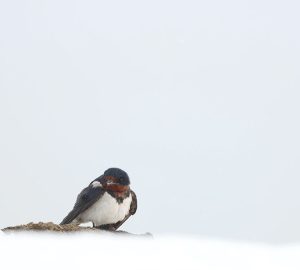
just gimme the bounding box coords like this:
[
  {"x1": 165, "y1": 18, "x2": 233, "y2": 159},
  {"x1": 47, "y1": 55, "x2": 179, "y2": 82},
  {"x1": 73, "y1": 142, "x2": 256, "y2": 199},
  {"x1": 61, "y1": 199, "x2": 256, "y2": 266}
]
[
  {"x1": 2, "y1": 222, "x2": 97, "y2": 233},
  {"x1": 2, "y1": 222, "x2": 152, "y2": 237}
]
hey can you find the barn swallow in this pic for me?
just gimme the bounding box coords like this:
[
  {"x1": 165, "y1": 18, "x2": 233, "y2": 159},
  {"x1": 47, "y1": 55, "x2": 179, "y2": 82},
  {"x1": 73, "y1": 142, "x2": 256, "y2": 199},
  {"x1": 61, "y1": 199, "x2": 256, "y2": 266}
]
[{"x1": 60, "y1": 168, "x2": 137, "y2": 230}]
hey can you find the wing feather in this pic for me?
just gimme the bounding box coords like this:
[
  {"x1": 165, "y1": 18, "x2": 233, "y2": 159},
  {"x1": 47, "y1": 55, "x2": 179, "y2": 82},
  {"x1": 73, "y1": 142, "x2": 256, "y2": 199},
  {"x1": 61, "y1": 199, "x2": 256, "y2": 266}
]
[{"x1": 60, "y1": 185, "x2": 104, "y2": 225}]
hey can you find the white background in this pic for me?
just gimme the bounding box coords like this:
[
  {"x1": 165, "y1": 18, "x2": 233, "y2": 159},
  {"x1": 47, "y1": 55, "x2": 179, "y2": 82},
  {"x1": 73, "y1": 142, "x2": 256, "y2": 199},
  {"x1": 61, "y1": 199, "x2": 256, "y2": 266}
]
[{"x1": 0, "y1": 0, "x2": 300, "y2": 243}]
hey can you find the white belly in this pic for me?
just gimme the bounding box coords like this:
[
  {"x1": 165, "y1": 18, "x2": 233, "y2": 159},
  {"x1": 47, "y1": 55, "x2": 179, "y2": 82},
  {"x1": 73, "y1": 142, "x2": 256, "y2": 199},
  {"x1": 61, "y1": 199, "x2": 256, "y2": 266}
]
[{"x1": 78, "y1": 192, "x2": 132, "y2": 226}]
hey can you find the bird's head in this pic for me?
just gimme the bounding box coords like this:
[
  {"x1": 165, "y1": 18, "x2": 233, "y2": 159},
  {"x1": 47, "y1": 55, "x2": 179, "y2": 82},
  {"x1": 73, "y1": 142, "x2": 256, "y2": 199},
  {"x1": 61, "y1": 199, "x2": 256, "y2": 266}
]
[{"x1": 100, "y1": 168, "x2": 130, "y2": 192}]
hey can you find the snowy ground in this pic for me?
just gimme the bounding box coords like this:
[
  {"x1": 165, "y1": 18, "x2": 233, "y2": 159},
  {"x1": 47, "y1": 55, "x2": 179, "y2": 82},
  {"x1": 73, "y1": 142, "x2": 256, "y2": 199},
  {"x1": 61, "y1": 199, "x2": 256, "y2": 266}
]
[{"x1": 1, "y1": 232, "x2": 300, "y2": 270}]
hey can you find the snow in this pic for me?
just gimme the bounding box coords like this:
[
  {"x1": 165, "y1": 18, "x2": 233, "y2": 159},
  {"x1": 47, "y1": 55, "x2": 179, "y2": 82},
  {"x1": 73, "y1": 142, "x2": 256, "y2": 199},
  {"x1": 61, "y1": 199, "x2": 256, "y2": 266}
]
[{"x1": 1, "y1": 232, "x2": 300, "y2": 270}]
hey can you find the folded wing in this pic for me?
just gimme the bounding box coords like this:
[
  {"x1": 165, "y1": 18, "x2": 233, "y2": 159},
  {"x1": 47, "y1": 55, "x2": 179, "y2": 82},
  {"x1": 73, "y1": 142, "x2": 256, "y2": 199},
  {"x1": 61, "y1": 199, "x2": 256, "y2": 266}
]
[{"x1": 60, "y1": 185, "x2": 105, "y2": 225}]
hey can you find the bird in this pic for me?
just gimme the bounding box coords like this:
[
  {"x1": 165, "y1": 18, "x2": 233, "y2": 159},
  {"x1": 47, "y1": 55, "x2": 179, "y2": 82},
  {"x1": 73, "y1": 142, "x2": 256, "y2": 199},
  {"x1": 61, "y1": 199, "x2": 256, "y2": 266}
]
[{"x1": 60, "y1": 168, "x2": 137, "y2": 230}]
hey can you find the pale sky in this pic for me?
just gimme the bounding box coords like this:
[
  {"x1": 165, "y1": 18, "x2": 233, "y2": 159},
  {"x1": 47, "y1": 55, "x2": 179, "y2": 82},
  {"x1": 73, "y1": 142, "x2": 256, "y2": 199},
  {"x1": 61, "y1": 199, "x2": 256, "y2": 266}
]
[{"x1": 0, "y1": 0, "x2": 300, "y2": 243}]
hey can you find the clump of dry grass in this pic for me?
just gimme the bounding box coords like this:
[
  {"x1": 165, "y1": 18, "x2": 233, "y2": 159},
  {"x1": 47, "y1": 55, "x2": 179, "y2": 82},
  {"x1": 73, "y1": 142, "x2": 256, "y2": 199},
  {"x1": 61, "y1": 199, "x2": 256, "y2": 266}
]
[
  {"x1": 2, "y1": 222, "x2": 152, "y2": 237},
  {"x1": 2, "y1": 222, "x2": 98, "y2": 233}
]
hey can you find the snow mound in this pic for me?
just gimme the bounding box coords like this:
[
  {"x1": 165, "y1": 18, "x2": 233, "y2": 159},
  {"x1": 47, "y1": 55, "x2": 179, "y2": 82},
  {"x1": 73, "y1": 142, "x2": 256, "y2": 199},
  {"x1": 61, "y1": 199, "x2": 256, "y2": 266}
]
[{"x1": 1, "y1": 232, "x2": 300, "y2": 270}]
